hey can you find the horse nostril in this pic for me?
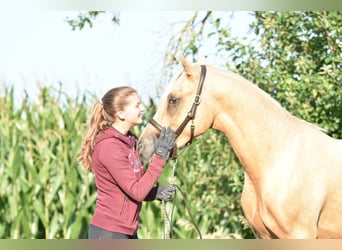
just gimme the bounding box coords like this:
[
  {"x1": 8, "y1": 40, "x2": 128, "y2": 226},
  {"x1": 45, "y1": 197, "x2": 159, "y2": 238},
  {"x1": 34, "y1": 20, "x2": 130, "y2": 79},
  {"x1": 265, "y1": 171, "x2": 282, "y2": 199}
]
[
  {"x1": 138, "y1": 140, "x2": 146, "y2": 153},
  {"x1": 138, "y1": 136, "x2": 157, "y2": 164}
]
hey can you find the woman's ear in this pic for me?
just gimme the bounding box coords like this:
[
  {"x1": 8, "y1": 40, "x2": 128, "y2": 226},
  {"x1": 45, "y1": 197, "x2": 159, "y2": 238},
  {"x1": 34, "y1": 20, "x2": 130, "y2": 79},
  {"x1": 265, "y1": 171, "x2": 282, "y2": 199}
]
[{"x1": 117, "y1": 111, "x2": 125, "y2": 121}]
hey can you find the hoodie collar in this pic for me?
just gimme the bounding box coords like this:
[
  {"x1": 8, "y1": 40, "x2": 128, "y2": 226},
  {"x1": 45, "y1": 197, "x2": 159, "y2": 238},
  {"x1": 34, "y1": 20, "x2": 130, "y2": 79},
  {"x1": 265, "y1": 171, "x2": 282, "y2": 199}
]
[{"x1": 95, "y1": 126, "x2": 137, "y2": 148}]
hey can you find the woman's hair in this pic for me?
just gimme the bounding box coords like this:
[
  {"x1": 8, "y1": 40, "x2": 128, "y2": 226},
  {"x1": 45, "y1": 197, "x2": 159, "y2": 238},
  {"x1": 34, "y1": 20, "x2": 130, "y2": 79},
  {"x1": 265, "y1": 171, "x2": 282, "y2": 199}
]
[{"x1": 78, "y1": 86, "x2": 138, "y2": 172}]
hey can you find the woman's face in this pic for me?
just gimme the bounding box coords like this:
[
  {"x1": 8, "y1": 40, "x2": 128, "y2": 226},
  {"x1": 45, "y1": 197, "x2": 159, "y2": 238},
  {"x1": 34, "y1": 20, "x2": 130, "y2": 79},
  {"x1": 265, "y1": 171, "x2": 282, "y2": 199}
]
[{"x1": 121, "y1": 93, "x2": 145, "y2": 127}]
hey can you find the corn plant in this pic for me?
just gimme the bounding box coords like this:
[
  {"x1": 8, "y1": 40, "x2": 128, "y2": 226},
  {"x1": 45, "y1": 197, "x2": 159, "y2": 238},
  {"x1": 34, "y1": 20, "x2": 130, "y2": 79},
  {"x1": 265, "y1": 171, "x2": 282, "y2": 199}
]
[{"x1": 0, "y1": 85, "x2": 96, "y2": 238}]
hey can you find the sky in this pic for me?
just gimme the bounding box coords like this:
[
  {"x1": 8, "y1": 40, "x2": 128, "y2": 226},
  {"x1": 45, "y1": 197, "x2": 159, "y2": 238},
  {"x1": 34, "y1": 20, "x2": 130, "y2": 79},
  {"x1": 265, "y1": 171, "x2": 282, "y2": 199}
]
[{"x1": 0, "y1": 11, "x2": 254, "y2": 104}]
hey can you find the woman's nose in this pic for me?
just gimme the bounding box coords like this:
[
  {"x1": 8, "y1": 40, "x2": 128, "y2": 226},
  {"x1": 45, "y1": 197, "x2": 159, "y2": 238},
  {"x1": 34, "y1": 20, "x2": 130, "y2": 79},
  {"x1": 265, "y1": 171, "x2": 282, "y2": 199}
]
[{"x1": 140, "y1": 104, "x2": 145, "y2": 112}]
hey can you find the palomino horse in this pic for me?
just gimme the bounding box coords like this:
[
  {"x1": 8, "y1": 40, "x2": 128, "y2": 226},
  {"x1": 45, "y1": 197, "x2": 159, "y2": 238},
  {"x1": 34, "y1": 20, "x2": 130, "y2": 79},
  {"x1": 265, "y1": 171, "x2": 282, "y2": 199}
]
[{"x1": 138, "y1": 55, "x2": 342, "y2": 239}]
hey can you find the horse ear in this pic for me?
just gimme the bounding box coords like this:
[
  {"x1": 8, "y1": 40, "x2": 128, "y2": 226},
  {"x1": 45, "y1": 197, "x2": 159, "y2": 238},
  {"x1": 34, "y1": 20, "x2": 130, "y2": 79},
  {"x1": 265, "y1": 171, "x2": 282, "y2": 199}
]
[{"x1": 180, "y1": 54, "x2": 195, "y2": 76}]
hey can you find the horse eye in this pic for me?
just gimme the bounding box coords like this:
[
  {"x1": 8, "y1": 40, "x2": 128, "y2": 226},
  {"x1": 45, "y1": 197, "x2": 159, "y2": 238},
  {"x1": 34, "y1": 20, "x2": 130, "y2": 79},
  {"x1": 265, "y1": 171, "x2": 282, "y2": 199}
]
[{"x1": 168, "y1": 97, "x2": 179, "y2": 106}]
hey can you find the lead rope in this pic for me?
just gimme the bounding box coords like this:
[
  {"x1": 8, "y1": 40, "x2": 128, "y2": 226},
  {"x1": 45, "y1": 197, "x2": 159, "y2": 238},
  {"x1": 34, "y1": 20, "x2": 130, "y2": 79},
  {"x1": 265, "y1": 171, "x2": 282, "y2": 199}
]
[
  {"x1": 161, "y1": 159, "x2": 203, "y2": 239},
  {"x1": 161, "y1": 159, "x2": 176, "y2": 239}
]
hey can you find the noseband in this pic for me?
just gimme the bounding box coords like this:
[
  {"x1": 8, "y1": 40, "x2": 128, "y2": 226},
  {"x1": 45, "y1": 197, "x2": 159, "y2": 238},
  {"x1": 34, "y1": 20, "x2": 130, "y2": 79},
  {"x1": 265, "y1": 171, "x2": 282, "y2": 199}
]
[{"x1": 149, "y1": 65, "x2": 207, "y2": 159}]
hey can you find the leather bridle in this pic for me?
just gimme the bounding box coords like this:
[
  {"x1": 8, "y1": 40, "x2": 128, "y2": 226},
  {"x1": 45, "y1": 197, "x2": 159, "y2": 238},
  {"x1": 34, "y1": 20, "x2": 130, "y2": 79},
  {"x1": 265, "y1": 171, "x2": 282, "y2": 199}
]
[{"x1": 149, "y1": 65, "x2": 207, "y2": 159}]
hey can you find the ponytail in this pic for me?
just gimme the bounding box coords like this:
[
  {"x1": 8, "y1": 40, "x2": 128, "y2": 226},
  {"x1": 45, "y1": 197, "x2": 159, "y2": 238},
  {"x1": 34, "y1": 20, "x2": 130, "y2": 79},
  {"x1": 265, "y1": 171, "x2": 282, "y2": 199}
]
[{"x1": 78, "y1": 101, "x2": 110, "y2": 172}]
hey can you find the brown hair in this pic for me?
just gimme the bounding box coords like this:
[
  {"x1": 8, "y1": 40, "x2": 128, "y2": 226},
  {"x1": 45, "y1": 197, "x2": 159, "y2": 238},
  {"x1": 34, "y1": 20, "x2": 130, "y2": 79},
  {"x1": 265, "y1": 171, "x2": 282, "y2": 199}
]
[{"x1": 78, "y1": 86, "x2": 138, "y2": 172}]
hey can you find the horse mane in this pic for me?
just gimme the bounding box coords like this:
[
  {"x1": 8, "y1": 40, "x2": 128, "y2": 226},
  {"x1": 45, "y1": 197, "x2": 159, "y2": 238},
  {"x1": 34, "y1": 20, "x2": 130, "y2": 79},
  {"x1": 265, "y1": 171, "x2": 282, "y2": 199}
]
[{"x1": 207, "y1": 64, "x2": 328, "y2": 134}]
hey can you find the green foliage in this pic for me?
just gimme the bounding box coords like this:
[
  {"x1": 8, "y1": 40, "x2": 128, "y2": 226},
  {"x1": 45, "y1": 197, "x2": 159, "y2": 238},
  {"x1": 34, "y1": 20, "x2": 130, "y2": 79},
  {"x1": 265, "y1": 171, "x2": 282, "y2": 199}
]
[
  {"x1": 65, "y1": 11, "x2": 102, "y2": 31},
  {"x1": 215, "y1": 11, "x2": 342, "y2": 138},
  {"x1": 65, "y1": 11, "x2": 122, "y2": 31},
  {"x1": 0, "y1": 85, "x2": 96, "y2": 238},
  {"x1": 163, "y1": 131, "x2": 254, "y2": 239}
]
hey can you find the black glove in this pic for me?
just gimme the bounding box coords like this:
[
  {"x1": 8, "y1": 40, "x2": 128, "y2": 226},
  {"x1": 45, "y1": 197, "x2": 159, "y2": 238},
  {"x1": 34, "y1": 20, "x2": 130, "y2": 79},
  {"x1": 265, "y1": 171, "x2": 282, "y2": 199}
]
[
  {"x1": 156, "y1": 184, "x2": 176, "y2": 201},
  {"x1": 154, "y1": 127, "x2": 176, "y2": 159}
]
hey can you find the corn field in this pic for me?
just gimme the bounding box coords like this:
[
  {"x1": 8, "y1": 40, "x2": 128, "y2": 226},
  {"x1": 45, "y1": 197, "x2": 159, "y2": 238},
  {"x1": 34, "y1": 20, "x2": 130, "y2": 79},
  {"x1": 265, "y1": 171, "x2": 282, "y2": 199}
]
[
  {"x1": 0, "y1": 85, "x2": 96, "y2": 238},
  {"x1": 0, "y1": 84, "x2": 252, "y2": 239}
]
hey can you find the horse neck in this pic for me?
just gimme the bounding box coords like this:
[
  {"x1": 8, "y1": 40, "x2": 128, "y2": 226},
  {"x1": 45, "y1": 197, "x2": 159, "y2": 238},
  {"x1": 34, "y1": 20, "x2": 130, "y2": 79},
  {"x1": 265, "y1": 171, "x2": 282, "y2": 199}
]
[{"x1": 209, "y1": 69, "x2": 295, "y2": 177}]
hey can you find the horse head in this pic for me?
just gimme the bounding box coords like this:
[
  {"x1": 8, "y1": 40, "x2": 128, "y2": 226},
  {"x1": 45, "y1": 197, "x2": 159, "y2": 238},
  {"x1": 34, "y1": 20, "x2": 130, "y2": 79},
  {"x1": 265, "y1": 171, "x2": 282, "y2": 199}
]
[{"x1": 138, "y1": 55, "x2": 214, "y2": 163}]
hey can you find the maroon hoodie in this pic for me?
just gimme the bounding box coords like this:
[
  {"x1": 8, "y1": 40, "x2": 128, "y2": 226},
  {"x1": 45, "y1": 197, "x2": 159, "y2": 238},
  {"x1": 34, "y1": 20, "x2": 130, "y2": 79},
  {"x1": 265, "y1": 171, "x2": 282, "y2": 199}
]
[{"x1": 90, "y1": 126, "x2": 166, "y2": 236}]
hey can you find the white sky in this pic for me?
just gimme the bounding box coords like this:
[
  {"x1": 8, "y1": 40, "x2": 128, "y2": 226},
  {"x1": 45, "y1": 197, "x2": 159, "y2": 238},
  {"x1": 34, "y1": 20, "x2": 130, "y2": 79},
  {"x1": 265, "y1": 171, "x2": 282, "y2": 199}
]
[{"x1": 0, "y1": 11, "x2": 254, "y2": 104}]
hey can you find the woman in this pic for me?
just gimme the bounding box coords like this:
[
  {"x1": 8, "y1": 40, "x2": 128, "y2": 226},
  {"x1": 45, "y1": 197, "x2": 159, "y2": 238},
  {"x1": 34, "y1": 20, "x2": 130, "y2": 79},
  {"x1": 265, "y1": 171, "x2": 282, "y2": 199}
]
[{"x1": 78, "y1": 86, "x2": 176, "y2": 239}]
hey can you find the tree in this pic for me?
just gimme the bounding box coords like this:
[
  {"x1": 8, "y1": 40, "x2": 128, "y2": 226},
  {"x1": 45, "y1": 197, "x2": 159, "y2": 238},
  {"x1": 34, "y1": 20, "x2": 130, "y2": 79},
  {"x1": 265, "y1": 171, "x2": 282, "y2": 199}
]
[
  {"x1": 65, "y1": 11, "x2": 119, "y2": 30},
  {"x1": 222, "y1": 11, "x2": 342, "y2": 138}
]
